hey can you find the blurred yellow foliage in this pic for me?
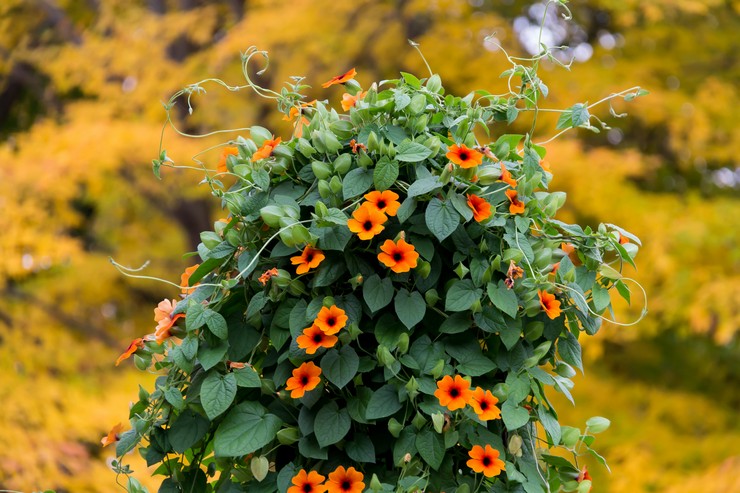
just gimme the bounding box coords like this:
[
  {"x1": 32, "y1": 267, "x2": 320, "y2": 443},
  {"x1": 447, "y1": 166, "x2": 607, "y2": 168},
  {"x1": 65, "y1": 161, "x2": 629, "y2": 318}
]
[{"x1": 0, "y1": 0, "x2": 737, "y2": 491}]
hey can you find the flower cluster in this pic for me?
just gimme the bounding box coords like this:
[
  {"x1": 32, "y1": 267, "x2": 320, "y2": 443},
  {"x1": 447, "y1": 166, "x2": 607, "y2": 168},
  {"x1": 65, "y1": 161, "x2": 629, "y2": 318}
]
[{"x1": 114, "y1": 48, "x2": 641, "y2": 493}]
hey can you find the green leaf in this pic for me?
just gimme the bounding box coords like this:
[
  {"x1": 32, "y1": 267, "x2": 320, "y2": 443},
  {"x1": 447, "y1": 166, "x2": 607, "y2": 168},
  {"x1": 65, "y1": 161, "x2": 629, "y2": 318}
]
[
  {"x1": 206, "y1": 241, "x2": 237, "y2": 260},
  {"x1": 186, "y1": 257, "x2": 221, "y2": 285},
  {"x1": 396, "y1": 140, "x2": 432, "y2": 162},
  {"x1": 214, "y1": 402, "x2": 283, "y2": 457},
  {"x1": 396, "y1": 197, "x2": 417, "y2": 223},
  {"x1": 201, "y1": 372, "x2": 237, "y2": 420},
  {"x1": 342, "y1": 167, "x2": 374, "y2": 200},
  {"x1": 246, "y1": 292, "x2": 268, "y2": 319},
  {"x1": 115, "y1": 429, "x2": 138, "y2": 457},
  {"x1": 198, "y1": 341, "x2": 229, "y2": 371},
  {"x1": 538, "y1": 407, "x2": 561, "y2": 446},
  {"x1": 313, "y1": 401, "x2": 351, "y2": 448},
  {"x1": 407, "y1": 176, "x2": 442, "y2": 198},
  {"x1": 186, "y1": 301, "x2": 208, "y2": 331},
  {"x1": 591, "y1": 283, "x2": 610, "y2": 312},
  {"x1": 586, "y1": 416, "x2": 611, "y2": 434},
  {"x1": 501, "y1": 401, "x2": 530, "y2": 431},
  {"x1": 425, "y1": 197, "x2": 460, "y2": 242},
  {"x1": 445, "y1": 280, "x2": 482, "y2": 312},
  {"x1": 205, "y1": 310, "x2": 228, "y2": 339},
  {"x1": 365, "y1": 384, "x2": 402, "y2": 420},
  {"x1": 181, "y1": 336, "x2": 198, "y2": 360},
  {"x1": 363, "y1": 275, "x2": 394, "y2": 312},
  {"x1": 401, "y1": 72, "x2": 422, "y2": 89},
  {"x1": 373, "y1": 157, "x2": 399, "y2": 191},
  {"x1": 450, "y1": 193, "x2": 474, "y2": 222},
  {"x1": 169, "y1": 410, "x2": 210, "y2": 453},
  {"x1": 556, "y1": 103, "x2": 591, "y2": 130},
  {"x1": 457, "y1": 356, "x2": 496, "y2": 377},
  {"x1": 237, "y1": 249, "x2": 258, "y2": 277},
  {"x1": 394, "y1": 289, "x2": 426, "y2": 329},
  {"x1": 439, "y1": 312, "x2": 471, "y2": 334},
  {"x1": 320, "y1": 346, "x2": 360, "y2": 389},
  {"x1": 298, "y1": 436, "x2": 328, "y2": 460},
  {"x1": 234, "y1": 366, "x2": 261, "y2": 388},
  {"x1": 487, "y1": 280, "x2": 519, "y2": 318},
  {"x1": 346, "y1": 435, "x2": 376, "y2": 463},
  {"x1": 415, "y1": 429, "x2": 445, "y2": 470},
  {"x1": 164, "y1": 387, "x2": 185, "y2": 411}
]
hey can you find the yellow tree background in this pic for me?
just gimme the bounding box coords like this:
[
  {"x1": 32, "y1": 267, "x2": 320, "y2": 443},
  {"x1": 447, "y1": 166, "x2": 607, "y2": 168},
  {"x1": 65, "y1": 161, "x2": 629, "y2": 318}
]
[{"x1": 0, "y1": 1, "x2": 738, "y2": 491}]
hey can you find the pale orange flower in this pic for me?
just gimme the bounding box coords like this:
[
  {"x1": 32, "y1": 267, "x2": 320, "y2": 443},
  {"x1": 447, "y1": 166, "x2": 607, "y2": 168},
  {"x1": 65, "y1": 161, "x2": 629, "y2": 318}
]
[
  {"x1": 217, "y1": 146, "x2": 239, "y2": 174},
  {"x1": 115, "y1": 338, "x2": 145, "y2": 366},
  {"x1": 341, "y1": 91, "x2": 367, "y2": 111},
  {"x1": 252, "y1": 136, "x2": 282, "y2": 162},
  {"x1": 180, "y1": 264, "x2": 200, "y2": 295},
  {"x1": 153, "y1": 298, "x2": 184, "y2": 345},
  {"x1": 322, "y1": 68, "x2": 357, "y2": 88},
  {"x1": 101, "y1": 423, "x2": 124, "y2": 447},
  {"x1": 539, "y1": 159, "x2": 552, "y2": 173},
  {"x1": 258, "y1": 268, "x2": 279, "y2": 286},
  {"x1": 498, "y1": 162, "x2": 517, "y2": 188}
]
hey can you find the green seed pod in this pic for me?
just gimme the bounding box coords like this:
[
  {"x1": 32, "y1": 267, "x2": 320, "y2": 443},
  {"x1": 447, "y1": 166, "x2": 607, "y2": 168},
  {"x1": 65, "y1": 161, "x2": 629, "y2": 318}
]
[
  {"x1": 409, "y1": 93, "x2": 427, "y2": 114},
  {"x1": 476, "y1": 165, "x2": 500, "y2": 185},
  {"x1": 329, "y1": 175, "x2": 343, "y2": 194},
  {"x1": 415, "y1": 260, "x2": 431, "y2": 279},
  {"x1": 310, "y1": 130, "x2": 327, "y2": 153},
  {"x1": 405, "y1": 376, "x2": 419, "y2": 398},
  {"x1": 425, "y1": 288, "x2": 439, "y2": 307},
  {"x1": 318, "y1": 179, "x2": 332, "y2": 199},
  {"x1": 411, "y1": 113, "x2": 429, "y2": 134},
  {"x1": 250, "y1": 456, "x2": 269, "y2": 482},
  {"x1": 281, "y1": 204, "x2": 300, "y2": 221},
  {"x1": 377, "y1": 345, "x2": 395, "y2": 368},
  {"x1": 492, "y1": 382, "x2": 510, "y2": 403},
  {"x1": 426, "y1": 136, "x2": 441, "y2": 157},
  {"x1": 586, "y1": 416, "x2": 611, "y2": 434},
  {"x1": 333, "y1": 153, "x2": 352, "y2": 175},
  {"x1": 425, "y1": 74, "x2": 443, "y2": 94},
  {"x1": 322, "y1": 130, "x2": 343, "y2": 154},
  {"x1": 276, "y1": 427, "x2": 300, "y2": 445},
  {"x1": 388, "y1": 418, "x2": 404, "y2": 438},
  {"x1": 314, "y1": 201, "x2": 329, "y2": 218},
  {"x1": 560, "y1": 426, "x2": 581, "y2": 447},
  {"x1": 367, "y1": 131, "x2": 379, "y2": 153},
  {"x1": 358, "y1": 150, "x2": 373, "y2": 168},
  {"x1": 397, "y1": 333, "x2": 410, "y2": 354},
  {"x1": 271, "y1": 145, "x2": 294, "y2": 159},
  {"x1": 412, "y1": 412, "x2": 427, "y2": 430},
  {"x1": 260, "y1": 205, "x2": 286, "y2": 228},
  {"x1": 311, "y1": 160, "x2": 332, "y2": 180},
  {"x1": 270, "y1": 157, "x2": 290, "y2": 174},
  {"x1": 297, "y1": 138, "x2": 316, "y2": 158}
]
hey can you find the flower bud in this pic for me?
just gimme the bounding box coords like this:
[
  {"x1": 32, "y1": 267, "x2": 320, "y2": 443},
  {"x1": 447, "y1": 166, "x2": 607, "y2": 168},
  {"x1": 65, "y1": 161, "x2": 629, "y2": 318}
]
[
  {"x1": 454, "y1": 263, "x2": 469, "y2": 279},
  {"x1": 369, "y1": 474, "x2": 383, "y2": 492},
  {"x1": 439, "y1": 162, "x2": 453, "y2": 184},
  {"x1": 358, "y1": 150, "x2": 373, "y2": 168},
  {"x1": 404, "y1": 376, "x2": 419, "y2": 399},
  {"x1": 376, "y1": 345, "x2": 395, "y2": 368},
  {"x1": 425, "y1": 74, "x2": 443, "y2": 94}
]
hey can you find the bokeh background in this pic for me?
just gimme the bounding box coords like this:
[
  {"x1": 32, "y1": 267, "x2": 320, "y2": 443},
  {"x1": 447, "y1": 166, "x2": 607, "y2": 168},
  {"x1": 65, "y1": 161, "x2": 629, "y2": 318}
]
[{"x1": 1, "y1": 0, "x2": 738, "y2": 491}]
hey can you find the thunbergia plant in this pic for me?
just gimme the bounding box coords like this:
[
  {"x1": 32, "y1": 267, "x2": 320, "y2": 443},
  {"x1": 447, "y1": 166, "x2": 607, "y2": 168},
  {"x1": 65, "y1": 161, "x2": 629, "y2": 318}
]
[{"x1": 108, "y1": 4, "x2": 647, "y2": 492}]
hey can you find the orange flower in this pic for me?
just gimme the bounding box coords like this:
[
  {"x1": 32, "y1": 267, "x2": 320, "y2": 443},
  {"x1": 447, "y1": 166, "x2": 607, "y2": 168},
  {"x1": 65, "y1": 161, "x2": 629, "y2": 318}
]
[
  {"x1": 561, "y1": 242, "x2": 582, "y2": 266},
  {"x1": 284, "y1": 107, "x2": 310, "y2": 138},
  {"x1": 539, "y1": 159, "x2": 552, "y2": 173},
  {"x1": 288, "y1": 470, "x2": 327, "y2": 493},
  {"x1": 349, "y1": 139, "x2": 366, "y2": 153},
  {"x1": 538, "y1": 290, "x2": 562, "y2": 320},
  {"x1": 618, "y1": 233, "x2": 629, "y2": 245},
  {"x1": 507, "y1": 260, "x2": 524, "y2": 281},
  {"x1": 258, "y1": 268, "x2": 279, "y2": 286},
  {"x1": 469, "y1": 387, "x2": 501, "y2": 421},
  {"x1": 252, "y1": 136, "x2": 282, "y2": 162},
  {"x1": 180, "y1": 264, "x2": 200, "y2": 295},
  {"x1": 285, "y1": 361, "x2": 322, "y2": 398},
  {"x1": 290, "y1": 246, "x2": 325, "y2": 275},
  {"x1": 101, "y1": 423, "x2": 124, "y2": 447},
  {"x1": 228, "y1": 361, "x2": 247, "y2": 370},
  {"x1": 297, "y1": 324, "x2": 338, "y2": 354},
  {"x1": 326, "y1": 466, "x2": 365, "y2": 493},
  {"x1": 550, "y1": 262, "x2": 560, "y2": 276},
  {"x1": 217, "y1": 146, "x2": 239, "y2": 174},
  {"x1": 446, "y1": 144, "x2": 483, "y2": 168},
  {"x1": 322, "y1": 68, "x2": 357, "y2": 88},
  {"x1": 341, "y1": 91, "x2": 367, "y2": 111},
  {"x1": 578, "y1": 466, "x2": 592, "y2": 483},
  {"x1": 434, "y1": 374, "x2": 473, "y2": 411},
  {"x1": 466, "y1": 194, "x2": 492, "y2": 222},
  {"x1": 153, "y1": 298, "x2": 185, "y2": 344},
  {"x1": 347, "y1": 203, "x2": 387, "y2": 240},
  {"x1": 377, "y1": 238, "x2": 419, "y2": 273},
  {"x1": 364, "y1": 190, "x2": 401, "y2": 216},
  {"x1": 498, "y1": 162, "x2": 517, "y2": 188},
  {"x1": 314, "y1": 305, "x2": 348, "y2": 335},
  {"x1": 505, "y1": 189, "x2": 525, "y2": 214},
  {"x1": 467, "y1": 444, "x2": 505, "y2": 477},
  {"x1": 115, "y1": 338, "x2": 144, "y2": 366}
]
